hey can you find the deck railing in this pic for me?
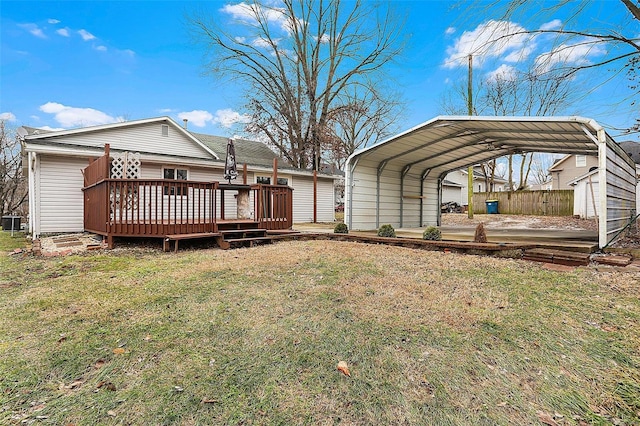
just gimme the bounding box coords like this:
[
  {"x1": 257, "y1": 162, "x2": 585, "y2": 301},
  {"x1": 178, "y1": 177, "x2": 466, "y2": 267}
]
[
  {"x1": 253, "y1": 184, "x2": 294, "y2": 230},
  {"x1": 83, "y1": 179, "x2": 293, "y2": 238}
]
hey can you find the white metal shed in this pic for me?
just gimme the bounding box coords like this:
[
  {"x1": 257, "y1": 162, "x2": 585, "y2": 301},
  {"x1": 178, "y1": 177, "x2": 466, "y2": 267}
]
[{"x1": 345, "y1": 116, "x2": 636, "y2": 248}]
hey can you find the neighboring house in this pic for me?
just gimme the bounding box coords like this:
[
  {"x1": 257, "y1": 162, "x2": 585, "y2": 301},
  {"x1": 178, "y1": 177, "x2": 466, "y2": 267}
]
[
  {"x1": 20, "y1": 116, "x2": 338, "y2": 236},
  {"x1": 528, "y1": 180, "x2": 553, "y2": 191},
  {"x1": 548, "y1": 154, "x2": 599, "y2": 190},
  {"x1": 442, "y1": 167, "x2": 508, "y2": 206},
  {"x1": 568, "y1": 141, "x2": 640, "y2": 219}
]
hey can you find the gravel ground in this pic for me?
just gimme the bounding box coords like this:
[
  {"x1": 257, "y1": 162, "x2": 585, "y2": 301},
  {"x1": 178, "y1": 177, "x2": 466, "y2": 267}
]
[{"x1": 441, "y1": 213, "x2": 598, "y2": 231}]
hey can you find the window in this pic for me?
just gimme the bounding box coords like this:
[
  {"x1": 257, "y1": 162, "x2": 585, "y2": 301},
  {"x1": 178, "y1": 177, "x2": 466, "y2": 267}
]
[
  {"x1": 161, "y1": 125, "x2": 169, "y2": 137},
  {"x1": 163, "y1": 167, "x2": 188, "y2": 195},
  {"x1": 256, "y1": 175, "x2": 289, "y2": 185},
  {"x1": 575, "y1": 155, "x2": 587, "y2": 167}
]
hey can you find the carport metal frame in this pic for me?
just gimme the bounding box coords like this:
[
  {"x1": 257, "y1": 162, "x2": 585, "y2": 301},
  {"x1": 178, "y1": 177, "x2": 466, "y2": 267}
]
[{"x1": 345, "y1": 116, "x2": 637, "y2": 248}]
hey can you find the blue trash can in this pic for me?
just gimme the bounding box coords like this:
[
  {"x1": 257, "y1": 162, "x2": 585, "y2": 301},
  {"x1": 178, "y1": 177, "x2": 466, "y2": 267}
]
[{"x1": 485, "y1": 200, "x2": 499, "y2": 214}]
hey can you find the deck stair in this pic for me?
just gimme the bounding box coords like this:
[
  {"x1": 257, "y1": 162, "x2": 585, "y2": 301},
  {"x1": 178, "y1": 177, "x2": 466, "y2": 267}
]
[
  {"x1": 164, "y1": 220, "x2": 296, "y2": 251},
  {"x1": 523, "y1": 248, "x2": 591, "y2": 266}
]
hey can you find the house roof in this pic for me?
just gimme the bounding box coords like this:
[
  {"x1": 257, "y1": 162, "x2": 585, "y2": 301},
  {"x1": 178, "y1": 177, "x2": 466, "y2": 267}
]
[
  {"x1": 190, "y1": 132, "x2": 284, "y2": 168},
  {"x1": 619, "y1": 141, "x2": 640, "y2": 163},
  {"x1": 442, "y1": 179, "x2": 463, "y2": 188},
  {"x1": 20, "y1": 116, "x2": 340, "y2": 179},
  {"x1": 346, "y1": 116, "x2": 633, "y2": 179},
  {"x1": 21, "y1": 116, "x2": 220, "y2": 160}
]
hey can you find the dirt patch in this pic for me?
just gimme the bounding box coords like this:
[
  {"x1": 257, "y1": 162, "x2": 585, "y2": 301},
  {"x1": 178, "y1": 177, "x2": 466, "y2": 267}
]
[
  {"x1": 441, "y1": 213, "x2": 598, "y2": 231},
  {"x1": 37, "y1": 233, "x2": 107, "y2": 256}
]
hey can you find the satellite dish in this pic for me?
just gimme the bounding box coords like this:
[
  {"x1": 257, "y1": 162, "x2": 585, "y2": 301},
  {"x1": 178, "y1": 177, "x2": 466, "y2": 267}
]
[{"x1": 16, "y1": 127, "x2": 28, "y2": 138}]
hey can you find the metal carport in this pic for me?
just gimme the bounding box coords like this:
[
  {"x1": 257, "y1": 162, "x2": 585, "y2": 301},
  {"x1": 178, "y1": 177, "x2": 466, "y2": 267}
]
[{"x1": 344, "y1": 116, "x2": 636, "y2": 248}]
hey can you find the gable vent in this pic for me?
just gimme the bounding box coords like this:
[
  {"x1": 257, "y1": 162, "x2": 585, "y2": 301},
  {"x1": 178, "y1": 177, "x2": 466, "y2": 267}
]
[{"x1": 161, "y1": 124, "x2": 169, "y2": 137}]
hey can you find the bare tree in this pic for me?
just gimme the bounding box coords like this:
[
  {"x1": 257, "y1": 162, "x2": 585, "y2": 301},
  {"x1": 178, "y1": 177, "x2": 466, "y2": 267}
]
[
  {"x1": 477, "y1": 0, "x2": 640, "y2": 133},
  {"x1": 440, "y1": 64, "x2": 577, "y2": 189},
  {"x1": 188, "y1": 0, "x2": 406, "y2": 170},
  {"x1": 326, "y1": 81, "x2": 405, "y2": 169},
  {"x1": 0, "y1": 121, "x2": 28, "y2": 217}
]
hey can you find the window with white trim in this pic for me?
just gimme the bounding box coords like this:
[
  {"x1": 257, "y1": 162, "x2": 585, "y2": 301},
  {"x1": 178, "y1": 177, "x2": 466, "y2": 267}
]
[
  {"x1": 256, "y1": 175, "x2": 289, "y2": 185},
  {"x1": 163, "y1": 167, "x2": 188, "y2": 195},
  {"x1": 575, "y1": 155, "x2": 587, "y2": 167}
]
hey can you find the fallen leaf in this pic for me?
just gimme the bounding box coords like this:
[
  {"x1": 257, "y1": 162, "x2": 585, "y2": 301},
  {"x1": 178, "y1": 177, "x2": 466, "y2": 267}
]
[
  {"x1": 94, "y1": 359, "x2": 106, "y2": 369},
  {"x1": 65, "y1": 379, "x2": 84, "y2": 389},
  {"x1": 107, "y1": 410, "x2": 117, "y2": 417},
  {"x1": 173, "y1": 386, "x2": 184, "y2": 392},
  {"x1": 201, "y1": 398, "x2": 217, "y2": 404},
  {"x1": 113, "y1": 348, "x2": 126, "y2": 355},
  {"x1": 337, "y1": 361, "x2": 351, "y2": 377},
  {"x1": 537, "y1": 411, "x2": 559, "y2": 426}
]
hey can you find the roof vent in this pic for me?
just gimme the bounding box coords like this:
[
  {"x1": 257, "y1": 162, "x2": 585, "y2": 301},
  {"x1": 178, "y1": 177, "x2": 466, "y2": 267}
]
[
  {"x1": 183, "y1": 119, "x2": 188, "y2": 129},
  {"x1": 161, "y1": 124, "x2": 169, "y2": 137}
]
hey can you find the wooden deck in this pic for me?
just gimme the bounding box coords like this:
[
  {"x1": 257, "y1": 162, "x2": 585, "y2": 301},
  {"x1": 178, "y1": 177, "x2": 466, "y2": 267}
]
[{"x1": 82, "y1": 148, "x2": 294, "y2": 249}]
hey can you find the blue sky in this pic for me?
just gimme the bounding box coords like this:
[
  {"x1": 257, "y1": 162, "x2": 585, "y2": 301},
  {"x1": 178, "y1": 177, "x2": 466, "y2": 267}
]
[{"x1": 1, "y1": 0, "x2": 638, "y2": 142}]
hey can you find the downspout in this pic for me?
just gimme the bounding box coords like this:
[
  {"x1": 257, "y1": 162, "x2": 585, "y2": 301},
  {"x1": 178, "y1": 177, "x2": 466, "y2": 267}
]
[
  {"x1": 400, "y1": 165, "x2": 411, "y2": 228},
  {"x1": 27, "y1": 151, "x2": 37, "y2": 237},
  {"x1": 346, "y1": 157, "x2": 359, "y2": 230},
  {"x1": 376, "y1": 160, "x2": 388, "y2": 229}
]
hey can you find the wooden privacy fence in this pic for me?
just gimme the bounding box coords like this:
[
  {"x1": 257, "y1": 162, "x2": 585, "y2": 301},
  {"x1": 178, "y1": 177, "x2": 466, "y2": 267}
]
[{"x1": 472, "y1": 190, "x2": 574, "y2": 216}]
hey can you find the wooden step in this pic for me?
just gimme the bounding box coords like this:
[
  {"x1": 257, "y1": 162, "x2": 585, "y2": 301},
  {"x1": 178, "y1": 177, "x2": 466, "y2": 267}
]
[
  {"x1": 163, "y1": 232, "x2": 221, "y2": 252},
  {"x1": 219, "y1": 228, "x2": 267, "y2": 235},
  {"x1": 523, "y1": 248, "x2": 591, "y2": 266}
]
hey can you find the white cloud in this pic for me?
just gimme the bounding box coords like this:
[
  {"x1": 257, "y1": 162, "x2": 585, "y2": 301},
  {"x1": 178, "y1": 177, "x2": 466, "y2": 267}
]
[
  {"x1": 443, "y1": 20, "x2": 534, "y2": 68},
  {"x1": 534, "y1": 38, "x2": 606, "y2": 74},
  {"x1": 178, "y1": 110, "x2": 214, "y2": 127},
  {"x1": 39, "y1": 102, "x2": 120, "y2": 127},
  {"x1": 313, "y1": 34, "x2": 330, "y2": 43},
  {"x1": 486, "y1": 64, "x2": 517, "y2": 82},
  {"x1": 158, "y1": 108, "x2": 174, "y2": 114},
  {"x1": 39, "y1": 126, "x2": 66, "y2": 132},
  {"x1": 48, "y1": 19, "x2": 60, "y2": 24},
  {"x1": 445, "y1": 27, "x2": 456, "y2": 36},
  {"x1": 94, "y1": 45, "x2": 107, "y2": 52},
  {"x1": 56, "y1": 28, "x2": 70, "y2": 37},
  {"x1": 212, "y1": 109, "x2": 250, "y2": 128},
  {"x1": 539, "y1": 19, "x2": 562, "y2": 31},
  {"x1": 18, "y1": 23, "x2": 46, "y2": 39},
  {"x1": 78, "y1": 29, "x2": 96, "y2": 41},
  {"x1": 0, "y1": 112, "x2": 17, "y2": 121},
  {"x1": 220, "y1": 2, "x2": 293, "y2": 34}
]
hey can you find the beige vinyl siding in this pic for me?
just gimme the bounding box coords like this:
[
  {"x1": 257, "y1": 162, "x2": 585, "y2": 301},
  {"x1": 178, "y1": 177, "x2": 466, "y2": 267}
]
[
  {"x1": 41, "y1": 122, "x2": 212, "y2": 160},
  {"x1": 39, "y1": 155, "x2": 87, "y2": 233},
  {"x1": 551, "y1": 155, "x2": 599, "y2": 189},
  {"x1": 291, "y1": 175, "x2": 334, "y2": 223}
]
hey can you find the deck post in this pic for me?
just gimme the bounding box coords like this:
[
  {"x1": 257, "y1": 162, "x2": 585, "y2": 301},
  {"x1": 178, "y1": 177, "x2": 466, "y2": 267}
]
[
  {"x1": 243, "y1": 163, "x2": 247, "y2": 185},
  {"x1": 273, "y1": 158, "x2": 278, "y2": 184}
]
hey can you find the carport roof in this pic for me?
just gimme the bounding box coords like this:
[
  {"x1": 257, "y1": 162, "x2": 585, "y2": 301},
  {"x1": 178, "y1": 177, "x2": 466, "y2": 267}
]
[{"x1": 347, "y1": 116, "x2": 622, "y2": 177}]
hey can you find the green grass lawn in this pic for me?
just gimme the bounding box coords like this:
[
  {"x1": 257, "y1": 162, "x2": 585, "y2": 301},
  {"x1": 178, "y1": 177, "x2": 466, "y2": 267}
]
[{"x1": 1, "y1": 232, "x2": 639, "y2": 425}]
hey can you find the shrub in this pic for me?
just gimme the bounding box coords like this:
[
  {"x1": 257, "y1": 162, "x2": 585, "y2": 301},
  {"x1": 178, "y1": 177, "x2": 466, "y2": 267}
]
[
  {"x1": 334, "y1": 223, "x2": 349, "y2": 234},
  {"x1": 377, "y1": 224, "x2": 396, "y2": 238},
  {"x1": 422, "y1": 226, "x2": 442, "y2": 241}
]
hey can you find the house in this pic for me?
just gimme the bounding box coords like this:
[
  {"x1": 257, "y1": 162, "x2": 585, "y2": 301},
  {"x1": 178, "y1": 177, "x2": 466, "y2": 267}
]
[
  {"x1": 442, "y1": 167, "x2": 508, "y2": 206},
  {"x1": 568, "y1": 141, "x2": 640, "y2": 219},
  {"x1": 20, "y1": 116, "x2": 338, "y2": 238},
  {"x1": 548, "y1": 154, "x2": 599, "y2": 189}
]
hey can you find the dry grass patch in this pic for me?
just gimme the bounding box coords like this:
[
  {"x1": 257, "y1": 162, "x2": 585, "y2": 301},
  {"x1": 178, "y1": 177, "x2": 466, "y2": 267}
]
[{"x1": 1, "y1": 234, "x2": 639, "y2": 425}]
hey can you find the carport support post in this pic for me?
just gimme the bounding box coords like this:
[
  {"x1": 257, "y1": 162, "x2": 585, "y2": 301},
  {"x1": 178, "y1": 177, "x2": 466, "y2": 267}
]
[
  {"x1": 376, "y1": 161, "x2": 388, "y2": 229},
  {"x1": 468, "y1": 167, "x2": 474, "y2": 218},
  {"x1": 597, "y1": 128, "x2": 607, "y2": 248},
  {"x1": 400, "y1": 165, "x2": 411, "y2": 228}
]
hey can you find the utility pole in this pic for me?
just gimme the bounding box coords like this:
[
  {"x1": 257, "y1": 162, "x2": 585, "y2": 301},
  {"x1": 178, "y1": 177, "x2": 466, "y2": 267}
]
[{"x1": 467, "y1": 54, "x2": 474, "y2": 219}]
